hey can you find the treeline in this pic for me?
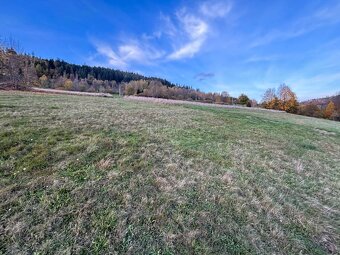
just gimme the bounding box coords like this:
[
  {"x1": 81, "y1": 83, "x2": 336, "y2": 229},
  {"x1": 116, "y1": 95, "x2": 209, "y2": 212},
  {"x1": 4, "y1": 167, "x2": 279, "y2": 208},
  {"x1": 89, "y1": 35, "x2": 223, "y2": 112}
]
[
  {"x1": 0, "y1": 44, "x2": 255, "y2": 105},
  {"x1": 261, "y1": 84, "x2": 339, "y2": 120},
  {"x1": 122, "y1": 79, "x2": 253, "y2": 105}
]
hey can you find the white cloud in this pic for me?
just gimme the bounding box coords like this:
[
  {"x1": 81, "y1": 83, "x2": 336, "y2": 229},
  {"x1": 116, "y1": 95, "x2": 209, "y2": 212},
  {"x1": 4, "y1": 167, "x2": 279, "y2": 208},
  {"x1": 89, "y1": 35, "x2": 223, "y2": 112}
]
[
  {"x1": 199, "y1": 0, "x2": 232, "y2": 18},
  {"x1": 168, "y1": 9, "x2": 209, "y2": 60},
  {"x1": 93, "y1": 41, "x2": 165, "y2": 69},
  {"x1": 92, "y1": 2, "x2": 229, "y2": 65},
  {"x1": 96, "y1": 44, "x2": 127, "y2": 68},
  {"x1": 179, "y1": 11, "x2": 208, "y2": 39},
  {"x1": 118, "y1": 45, "x2": 144, "y2": 61},
  {"x1": 168, "y1": 39, "x2": 205, "y2": 60}
]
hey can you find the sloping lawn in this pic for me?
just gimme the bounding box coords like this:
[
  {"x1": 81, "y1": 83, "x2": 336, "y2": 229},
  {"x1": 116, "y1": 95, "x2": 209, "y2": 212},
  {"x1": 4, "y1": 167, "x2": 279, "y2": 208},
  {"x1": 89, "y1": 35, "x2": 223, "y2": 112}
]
[{"x1": 0, "y1": 91, "x2": 339, "y2": 254}]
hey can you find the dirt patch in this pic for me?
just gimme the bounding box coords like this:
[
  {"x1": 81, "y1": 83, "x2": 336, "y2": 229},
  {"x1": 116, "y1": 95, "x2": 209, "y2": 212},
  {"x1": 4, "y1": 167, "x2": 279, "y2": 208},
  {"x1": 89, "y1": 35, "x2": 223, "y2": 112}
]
[{"x1": 315, "y1": 128, "x2": 336, "y2": 136}]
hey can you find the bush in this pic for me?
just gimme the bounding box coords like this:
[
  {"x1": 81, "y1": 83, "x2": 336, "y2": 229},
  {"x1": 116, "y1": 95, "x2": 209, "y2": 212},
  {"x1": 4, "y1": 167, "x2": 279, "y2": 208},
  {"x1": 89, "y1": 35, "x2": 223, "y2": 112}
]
[{"x1": 125, "y1": 84, "x2": 135, "y2": 95}]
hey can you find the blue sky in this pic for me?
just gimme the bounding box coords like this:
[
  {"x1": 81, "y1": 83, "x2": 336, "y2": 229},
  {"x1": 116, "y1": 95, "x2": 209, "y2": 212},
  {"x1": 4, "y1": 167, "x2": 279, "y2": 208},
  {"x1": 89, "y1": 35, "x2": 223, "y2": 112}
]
[{"x1": 1, "y1": 0, "x2": 340, "y2": 100}]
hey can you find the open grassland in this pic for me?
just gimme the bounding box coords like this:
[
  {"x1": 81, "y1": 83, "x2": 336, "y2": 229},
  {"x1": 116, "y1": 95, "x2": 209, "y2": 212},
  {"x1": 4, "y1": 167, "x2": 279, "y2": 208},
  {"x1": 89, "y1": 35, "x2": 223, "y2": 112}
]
[{"x1": 0, "y1": 91, "x2": 339, "y2": 254}]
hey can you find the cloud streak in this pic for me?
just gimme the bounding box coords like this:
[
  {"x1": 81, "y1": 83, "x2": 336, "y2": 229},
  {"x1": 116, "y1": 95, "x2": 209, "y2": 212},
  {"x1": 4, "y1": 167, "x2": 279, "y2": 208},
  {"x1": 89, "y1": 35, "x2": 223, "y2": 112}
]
[
  {"x1": 286, "y1": 72, "x2": 340, "y2": 100},
  {"x1": 250, "y1": 3, "x2": 340, "y2": 47},
  {"x1": 168, "y1": 9, "x2": 208, "y2": 60}
]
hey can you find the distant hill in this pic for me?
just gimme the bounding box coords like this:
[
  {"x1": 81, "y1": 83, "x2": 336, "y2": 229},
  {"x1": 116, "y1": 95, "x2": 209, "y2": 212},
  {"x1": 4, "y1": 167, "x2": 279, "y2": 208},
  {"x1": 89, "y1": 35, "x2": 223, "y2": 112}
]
[
  {"x1": 32, "y1": 57, "x2": 181, "y2": 88},
  {"x1": 0, "y1": 47, "x2": 188, "y2": 92},
  {"x1": 301, "y1": 94, "x2": 340, "y2": 110}
]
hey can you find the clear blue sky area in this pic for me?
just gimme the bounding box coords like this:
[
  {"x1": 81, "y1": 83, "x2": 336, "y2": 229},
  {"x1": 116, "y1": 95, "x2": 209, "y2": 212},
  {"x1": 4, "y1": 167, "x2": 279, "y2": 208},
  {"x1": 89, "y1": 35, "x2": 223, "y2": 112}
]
[{"x1": 1, "y1": 0, "x2": 340, "y2": 100}]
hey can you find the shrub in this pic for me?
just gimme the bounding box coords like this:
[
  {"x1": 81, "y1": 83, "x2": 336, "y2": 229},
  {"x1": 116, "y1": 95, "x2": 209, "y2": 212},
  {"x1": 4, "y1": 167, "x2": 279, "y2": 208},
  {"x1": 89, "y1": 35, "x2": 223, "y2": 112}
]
[{"x1": 298, "y1": 104, "x2": 322, "y2": 118}]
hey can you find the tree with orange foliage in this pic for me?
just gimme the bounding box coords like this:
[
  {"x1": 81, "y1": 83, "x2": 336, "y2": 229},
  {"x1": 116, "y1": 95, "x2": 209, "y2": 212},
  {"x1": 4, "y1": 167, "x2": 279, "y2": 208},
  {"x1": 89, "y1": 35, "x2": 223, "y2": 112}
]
[
  {"x1": 267, "y1": 96, "x2": 282, "y2": 110},
  {"x1": 278, "y1": 84, "x2": 298, "y2": 113},
  {"x1": 324, "y1": 101, "x2": 335, "y2": 119},
  {"x1": 262, "y1": 88, "x2": 279, "y2": 109}
]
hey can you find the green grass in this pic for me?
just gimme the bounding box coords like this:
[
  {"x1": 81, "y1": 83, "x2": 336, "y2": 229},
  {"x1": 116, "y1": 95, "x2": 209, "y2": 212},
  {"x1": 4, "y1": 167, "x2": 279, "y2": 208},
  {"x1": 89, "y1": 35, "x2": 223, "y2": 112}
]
[{"x1": 0, "y1": 91, "x2": 339, "y2": 254}]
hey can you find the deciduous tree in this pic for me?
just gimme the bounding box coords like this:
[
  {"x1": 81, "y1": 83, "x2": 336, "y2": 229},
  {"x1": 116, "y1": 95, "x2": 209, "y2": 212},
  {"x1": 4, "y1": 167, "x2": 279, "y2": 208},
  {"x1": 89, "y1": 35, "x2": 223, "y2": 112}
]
[
  {"x1": 324, "y1": 101, "x2": 335, "y2": 119},
  {"x1": 63, "y1": 79, "x2": 73, "y2": 90},
  {"x1": 277, "y1": 84, "x2": 298, "y2": 112},
  {"x1": 262, "y1": 88, "x2": 276, "y2": 108},
  {"x1": 39, "y1": 74, "x2": 48, "y2": 87}
]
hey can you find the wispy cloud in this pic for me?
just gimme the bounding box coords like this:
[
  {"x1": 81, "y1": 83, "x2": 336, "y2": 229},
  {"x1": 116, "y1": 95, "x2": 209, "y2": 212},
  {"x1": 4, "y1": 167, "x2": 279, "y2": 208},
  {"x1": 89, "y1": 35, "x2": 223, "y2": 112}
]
[
  {"x1": 168, "y1": 9, "x2": 209, "y2": 60},
  {"x1": 159, "y1": 13, "x2": 177, "y2": 38},
  {"x1": 92, "y1": 41, "x2": 165, "y2": 69},
  {"x1": 95, "y1": 44, "x2": 127, "y2": 68},
  {"x1": 313, "y1": 2, "x2": 340, "y2": 23},
  {"x1": 90, "y1": 1, "x2": 232, "y2": 66},
  {"x1": 168, "y1": 1, "x2": 232, "y2": 60},
  {"x1": 142, "y1": 31, "x2": 162, "y2": 40},
  {"x1": 250, "y1": 2, "x2": 340, "y2": 47},
  {"x1": 199, "y1": 0, "x2": 232, "y2": 18},
  {"x1": 244, "y1": 55, "x2": 281, "y2": 63},
  {"x1": 286, "y1": 72, "x2": 340, "y2": 99}
]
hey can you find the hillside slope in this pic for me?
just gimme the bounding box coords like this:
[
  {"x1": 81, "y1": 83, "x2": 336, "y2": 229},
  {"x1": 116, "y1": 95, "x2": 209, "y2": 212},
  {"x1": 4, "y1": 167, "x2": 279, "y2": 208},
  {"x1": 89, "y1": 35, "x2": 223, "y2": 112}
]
[
  {"x1": 301, "y1": 94, "x2": 340, "y2": 109},
  {"x1": 0, "y1": 91, "x2": 339, "y2": 254}
]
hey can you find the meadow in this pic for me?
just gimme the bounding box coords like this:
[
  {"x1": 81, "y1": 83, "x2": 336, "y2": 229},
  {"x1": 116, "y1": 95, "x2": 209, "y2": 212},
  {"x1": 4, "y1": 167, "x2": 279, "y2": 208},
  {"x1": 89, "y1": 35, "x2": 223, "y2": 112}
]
[{"x1": 0, "y1": 91, "x2": 339, "y2": 254}]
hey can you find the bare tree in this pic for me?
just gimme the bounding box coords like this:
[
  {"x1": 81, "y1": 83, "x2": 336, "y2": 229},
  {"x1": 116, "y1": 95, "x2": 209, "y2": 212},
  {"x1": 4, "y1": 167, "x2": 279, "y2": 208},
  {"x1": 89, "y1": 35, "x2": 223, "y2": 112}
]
[
  {"x1": 6, "y1": 49, "x2": 23, "y2": 89},
  {"x1": 0, "y1": 36, "x2": 28, "y2": 89},
  {"x1": 0, "y1": 41, "x2": 6, "y2": 83},
  {"x1": 262, "y1": 88, "x2": 276, "y2": 103},
  {"x1": 22, "y1": 56, "x2": 38, "y2": 86}
]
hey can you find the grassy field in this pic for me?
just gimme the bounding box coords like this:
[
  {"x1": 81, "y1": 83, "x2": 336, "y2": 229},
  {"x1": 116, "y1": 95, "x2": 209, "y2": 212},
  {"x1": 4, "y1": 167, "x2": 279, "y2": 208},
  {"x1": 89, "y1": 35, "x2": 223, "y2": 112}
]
[{"x1": 0, "y1": 91, "x2": 339, "y2": 254}]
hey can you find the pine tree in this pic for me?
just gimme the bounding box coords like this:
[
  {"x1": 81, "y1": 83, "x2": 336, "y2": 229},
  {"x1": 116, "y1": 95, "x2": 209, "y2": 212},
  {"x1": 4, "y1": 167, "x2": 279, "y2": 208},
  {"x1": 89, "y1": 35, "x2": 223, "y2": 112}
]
[{"x1": 238, "y1": 94, "x2": 250, "y2": 105}]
